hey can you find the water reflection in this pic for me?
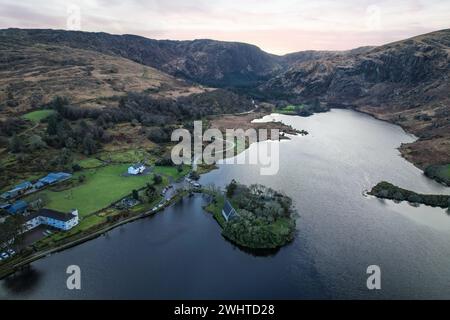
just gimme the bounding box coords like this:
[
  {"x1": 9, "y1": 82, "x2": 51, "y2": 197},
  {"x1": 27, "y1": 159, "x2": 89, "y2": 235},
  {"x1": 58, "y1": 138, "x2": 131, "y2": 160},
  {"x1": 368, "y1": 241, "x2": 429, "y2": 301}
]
[
  {"x1": 1, "y1": 109, "x2": 450, "y2": 299},
  {"x1": 2, "y1": 267, "x2": 42, "y2": 295}
]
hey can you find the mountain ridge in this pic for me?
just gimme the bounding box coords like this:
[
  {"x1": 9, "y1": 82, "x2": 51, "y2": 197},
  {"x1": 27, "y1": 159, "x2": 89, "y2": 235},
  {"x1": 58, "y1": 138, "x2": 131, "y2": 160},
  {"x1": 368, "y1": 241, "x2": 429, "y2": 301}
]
[{"x1": 0, "y1": 27, "x2": 449, "y2": 170}]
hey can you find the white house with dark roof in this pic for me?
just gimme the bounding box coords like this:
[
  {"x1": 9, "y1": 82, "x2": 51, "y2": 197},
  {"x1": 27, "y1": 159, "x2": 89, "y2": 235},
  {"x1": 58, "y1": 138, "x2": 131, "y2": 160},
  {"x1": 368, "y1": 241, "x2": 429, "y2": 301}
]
[
  {"x1": 25, "y1": 209, "x2": 79, "y2": 231},
  {"x1": 128, "y1": 163, "x2": 146, "y2": 175}
]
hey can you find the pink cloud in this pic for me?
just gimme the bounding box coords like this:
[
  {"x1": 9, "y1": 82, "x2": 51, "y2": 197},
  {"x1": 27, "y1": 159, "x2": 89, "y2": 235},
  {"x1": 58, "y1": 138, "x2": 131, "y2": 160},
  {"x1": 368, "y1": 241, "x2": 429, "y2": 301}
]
[{"x1": 141, "y1": 27, "x2": 437, "y2": 54}]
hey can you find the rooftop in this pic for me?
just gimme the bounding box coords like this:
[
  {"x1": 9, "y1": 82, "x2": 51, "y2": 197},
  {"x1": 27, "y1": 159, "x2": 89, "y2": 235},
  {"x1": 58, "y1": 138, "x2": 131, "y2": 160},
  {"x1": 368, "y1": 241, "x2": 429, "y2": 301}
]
[
  {"x1": 223, "y1": 200, "x2": 237, "y2": 220},
  {"x1": 27, "y1": 208, "x2": 77, "y2": 222},
  {"x1": 6, "y1": 200, "x2": 28, "y2": 214}
]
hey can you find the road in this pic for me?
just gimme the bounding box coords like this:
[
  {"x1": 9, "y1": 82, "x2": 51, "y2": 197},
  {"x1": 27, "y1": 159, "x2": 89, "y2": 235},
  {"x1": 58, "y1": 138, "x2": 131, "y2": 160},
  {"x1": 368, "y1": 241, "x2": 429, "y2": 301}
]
[{"x1": 192, "y1": 134, "x2": 236, "y2": 171}]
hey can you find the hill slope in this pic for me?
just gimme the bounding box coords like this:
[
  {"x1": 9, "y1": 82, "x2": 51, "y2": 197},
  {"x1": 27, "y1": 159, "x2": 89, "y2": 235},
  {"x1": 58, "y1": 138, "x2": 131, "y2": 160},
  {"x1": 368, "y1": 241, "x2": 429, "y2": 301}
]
[
  {"x1": 1, "y1": 28, "x2": 449, "y2": 170},
  {"x1": 0, "y1": 31, "x2": 207, "y2": 118},
  {"x1": 0, "y1": 28, "x2": 282, "y2": 88}
]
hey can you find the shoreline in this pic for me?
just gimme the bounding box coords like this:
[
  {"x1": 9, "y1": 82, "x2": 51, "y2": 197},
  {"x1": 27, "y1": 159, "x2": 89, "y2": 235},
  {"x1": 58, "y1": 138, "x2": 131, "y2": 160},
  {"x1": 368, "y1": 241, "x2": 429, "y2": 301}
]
[
  {"x1": 1, "y1": 108, "x2": 446, "y2": 280},
  {"x1": 352, "y1": 107, "x2": 449, "y2": 175},
  {"x1": 0, "y1": 189, "x2": 190, "y2": 280}
]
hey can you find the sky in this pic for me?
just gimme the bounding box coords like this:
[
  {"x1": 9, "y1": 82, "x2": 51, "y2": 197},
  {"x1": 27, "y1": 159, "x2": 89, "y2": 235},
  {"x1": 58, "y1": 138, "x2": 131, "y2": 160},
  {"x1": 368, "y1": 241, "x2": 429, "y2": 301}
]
[{"x1": 0, "y1": 0, "x2": 449, "y2": 55}]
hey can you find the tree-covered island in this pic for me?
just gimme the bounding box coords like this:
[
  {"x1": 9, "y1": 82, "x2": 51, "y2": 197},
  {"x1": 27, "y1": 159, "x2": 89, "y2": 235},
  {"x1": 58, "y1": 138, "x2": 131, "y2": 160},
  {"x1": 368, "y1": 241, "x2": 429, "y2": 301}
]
[
  {"x1": 205, "y1": 180, "x2": 297, "y2": 250},
  {"x1": 369, "y1": 181, "x2": 450, "y2": 209}
]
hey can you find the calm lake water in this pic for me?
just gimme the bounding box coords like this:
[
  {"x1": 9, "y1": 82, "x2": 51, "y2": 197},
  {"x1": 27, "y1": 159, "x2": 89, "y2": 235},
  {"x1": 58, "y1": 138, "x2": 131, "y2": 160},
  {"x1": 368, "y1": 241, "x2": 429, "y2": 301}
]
[{"x1": 1, "y1": 109, "x2": 450, "y2": 299}]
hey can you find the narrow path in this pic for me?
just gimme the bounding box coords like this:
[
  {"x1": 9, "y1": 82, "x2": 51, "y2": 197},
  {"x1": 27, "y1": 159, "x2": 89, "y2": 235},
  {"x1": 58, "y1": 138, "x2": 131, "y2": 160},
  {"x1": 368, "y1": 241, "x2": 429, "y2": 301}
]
[
  {"x1": 18, "y1": 122, "x2": 40, "y2": 137},
  {"x1": 192, "y1": 135, "x2": 236, "y2": 171}
]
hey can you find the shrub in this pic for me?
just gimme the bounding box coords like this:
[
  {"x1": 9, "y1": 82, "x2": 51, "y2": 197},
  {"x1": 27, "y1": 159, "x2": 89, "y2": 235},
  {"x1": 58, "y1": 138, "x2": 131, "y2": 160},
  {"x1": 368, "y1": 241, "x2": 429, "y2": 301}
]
[{"x1": 153, "y1": 174, "x2": 163, "y2": 185}]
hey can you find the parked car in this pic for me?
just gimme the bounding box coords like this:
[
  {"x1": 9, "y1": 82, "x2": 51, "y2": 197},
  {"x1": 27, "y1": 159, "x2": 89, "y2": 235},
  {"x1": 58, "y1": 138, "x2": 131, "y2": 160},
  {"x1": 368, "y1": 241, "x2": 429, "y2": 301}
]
[
  {"x1": 7, "y1": 249, "x2": 15, "y2": 256},
  {"x1": 1, "y1": 252, "x2": 8, "y2": 260}
]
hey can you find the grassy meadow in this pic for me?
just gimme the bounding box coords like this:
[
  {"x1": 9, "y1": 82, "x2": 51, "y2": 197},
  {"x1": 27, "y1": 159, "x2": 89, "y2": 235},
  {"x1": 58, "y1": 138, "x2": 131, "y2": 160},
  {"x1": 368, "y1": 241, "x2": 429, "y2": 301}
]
[
  {"x1": 22, "y1": 109, "x2": 56, "y2": 122},
  {"x1": 37, "y1": 164, "x2": 155, "y2": 217}
]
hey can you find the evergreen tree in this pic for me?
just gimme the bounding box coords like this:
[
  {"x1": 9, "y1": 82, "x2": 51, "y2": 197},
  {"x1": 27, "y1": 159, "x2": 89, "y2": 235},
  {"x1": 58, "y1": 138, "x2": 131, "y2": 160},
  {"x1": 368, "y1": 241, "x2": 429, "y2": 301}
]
[
  {"x1": 82, "y1": 134, "x2": 97, "y2": 155},
  {"x1": 46, "y1": 114, "x2": 59, "y2": 135},
  {"x1": 132, "y1": 189, "x2": 139, "y2": 200},
  {"x1": 9, "y1": 133, "x2": 23, "y2": 153}
]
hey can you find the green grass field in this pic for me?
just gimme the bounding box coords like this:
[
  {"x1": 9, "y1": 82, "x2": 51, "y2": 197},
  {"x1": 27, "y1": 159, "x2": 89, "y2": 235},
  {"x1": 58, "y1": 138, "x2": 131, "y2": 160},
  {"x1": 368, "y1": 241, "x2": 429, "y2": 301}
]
[
  {"x1": 275, "y1": 105, "x2": 304, "y2": 114},
  {"x1": 283, "y1": 105, "x2": 298, "y2": 111},
  {"x1": 154, "y1": 165, "x2": 190, "y2": 180},
  {"x1": 22, "y1": 109, "x2": 56, "y2": 122},
  {"x1": 78, "y1": 158, "x2": 104, "y2": 169},
  {"x1": 37, "y1": 164, "x2": 156, "y2": 217}
]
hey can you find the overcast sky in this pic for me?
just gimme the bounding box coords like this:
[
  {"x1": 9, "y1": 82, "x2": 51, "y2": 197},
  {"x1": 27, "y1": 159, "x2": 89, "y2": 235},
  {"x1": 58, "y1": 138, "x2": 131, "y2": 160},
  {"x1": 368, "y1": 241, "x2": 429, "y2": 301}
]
[{"x1": 0, "y1": 0, "x2": 449, "y2": 54}]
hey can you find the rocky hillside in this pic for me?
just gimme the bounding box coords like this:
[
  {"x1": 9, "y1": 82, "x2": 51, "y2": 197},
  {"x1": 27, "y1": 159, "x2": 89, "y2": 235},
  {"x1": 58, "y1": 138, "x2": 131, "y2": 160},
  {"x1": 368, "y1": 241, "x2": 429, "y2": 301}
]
[
  {"x1": 0, "y1": 28, "x2": 282, "y2": 88},
  {"x1": 0, "y1": 31, "x2": 207, "y2": 118},
  {"x1": 263, "y1": 29, "x2": 450, "y2": 169},
  {"x1": 0, "y1": 28, "x2": 448, "y2": 170},
  {"x1": 265, "y1": 29, "x2": 449, "y2": 106}
]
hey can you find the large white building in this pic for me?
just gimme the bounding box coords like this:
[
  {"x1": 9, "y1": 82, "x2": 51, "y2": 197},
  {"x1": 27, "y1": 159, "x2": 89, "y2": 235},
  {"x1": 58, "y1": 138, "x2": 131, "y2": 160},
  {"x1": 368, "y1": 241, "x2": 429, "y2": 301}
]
[{"x1": 25, "y1": 209, "x2": 79, "y2": 231}]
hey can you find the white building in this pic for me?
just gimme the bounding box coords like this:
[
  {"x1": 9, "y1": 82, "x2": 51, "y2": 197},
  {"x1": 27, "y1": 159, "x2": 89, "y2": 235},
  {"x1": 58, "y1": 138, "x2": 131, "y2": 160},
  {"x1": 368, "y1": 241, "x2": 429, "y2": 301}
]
[
  {"x1": 128, "y1": 163, "x2": 146, "y2": 175},
  {"x1": 25, "y1": 209, "x2": 79, "y2": 231}
]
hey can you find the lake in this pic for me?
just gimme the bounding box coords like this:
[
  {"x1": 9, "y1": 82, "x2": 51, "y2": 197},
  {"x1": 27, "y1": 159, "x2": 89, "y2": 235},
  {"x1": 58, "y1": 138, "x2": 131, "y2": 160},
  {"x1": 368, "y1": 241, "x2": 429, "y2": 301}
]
[{"x1": 1, "y1": 109, "x2": 450, "y2": 299}]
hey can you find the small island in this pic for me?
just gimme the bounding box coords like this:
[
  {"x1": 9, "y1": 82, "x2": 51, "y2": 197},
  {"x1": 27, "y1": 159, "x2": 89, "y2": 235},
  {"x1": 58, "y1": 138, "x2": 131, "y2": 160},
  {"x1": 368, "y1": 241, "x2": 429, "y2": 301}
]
[
  {"x1": 369, "y1": 181, "x2": 450, "y2": 209},
  {"x1": 205, "y1": 180, "x2": 297, "y2": 250}
]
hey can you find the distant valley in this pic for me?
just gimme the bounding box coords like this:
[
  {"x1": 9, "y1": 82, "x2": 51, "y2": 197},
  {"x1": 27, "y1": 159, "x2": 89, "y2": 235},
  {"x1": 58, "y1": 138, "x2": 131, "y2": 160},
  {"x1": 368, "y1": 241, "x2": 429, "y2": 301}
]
[{"x1": 0, "y1": 27, "x2": 449, "y2": 176}]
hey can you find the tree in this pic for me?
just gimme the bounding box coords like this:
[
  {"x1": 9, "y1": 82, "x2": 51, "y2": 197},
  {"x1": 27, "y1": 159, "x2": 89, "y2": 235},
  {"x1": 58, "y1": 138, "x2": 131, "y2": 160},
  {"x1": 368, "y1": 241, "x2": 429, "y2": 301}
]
[
  {"x1": 393, "y1": 192, "x2": 405, "y2": 201},
  {"x1": 65, "y1": 137, "x2": 76, "y2": 150},
  {"x1": 51, "y1": 96, "x2": 69, "y2": 113},
  {"x1": 153, "y1": 174, "x2": 163, "y2": 185},
  {"x1": 82, "y1": 134, "x2": 97, "y2": 155},
  {"x1": 51, "y1": 148, "x2": 73, "y2": 167},
  {"x1": 132, "y1": 189, "x2": 139, "y2": 200},
  {"x1": 377, "y1": 189, "x2": 389, "y2": 198},
  {"x1": 29, "y1": 134, "x2": 47, "y2": 151},
  {"x1": 226, "y1": 179, "x2": 238, "y2": 198},
  {"x1": 72, "y1": 164, "x2": 82, "y2": 172},
  {"x1": 146, "y1": 183, "x2": 157, "y2": 201},
  {"x1": 408, "y1": 194, "x2": 422, "y2": 204},
  {"x1": 155, "y1": 156, "x2": 174, "y2": 166},
  {"x1": 46, "y1": 114, "x2": 59, "y2": 135},
  {"x1": 147, "y1": 127, "x2": 170, "y2": 143},
  {"x1": 0, "y1": 215, "x2": 25, "y2": 251},
  {"x1": 177, "y1": 165, "x2": 184, "y2": 174},
  {"x1": 9, "y1": 133, "x2": 24, "y2": 153}
]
